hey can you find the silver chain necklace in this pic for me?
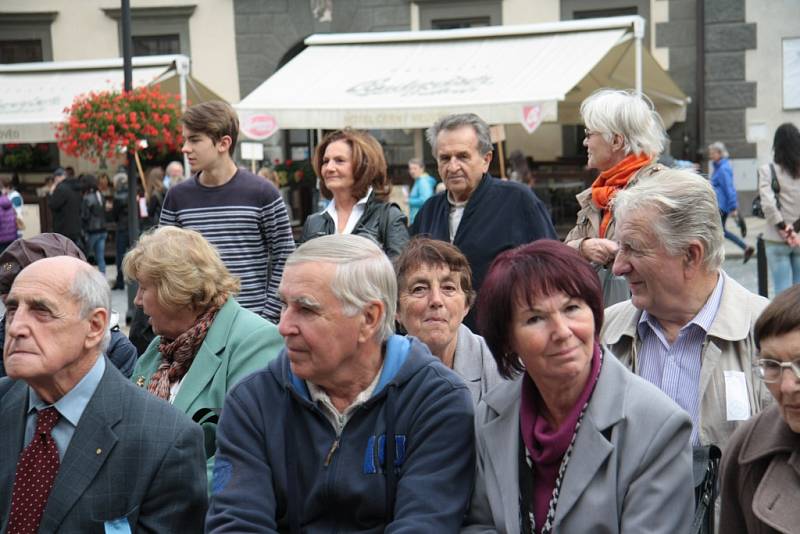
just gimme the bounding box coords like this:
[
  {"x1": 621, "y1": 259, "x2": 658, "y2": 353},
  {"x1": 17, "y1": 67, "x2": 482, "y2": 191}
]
[{"x1": 524, "y1": 353, "x2": 602, "y2": 534}]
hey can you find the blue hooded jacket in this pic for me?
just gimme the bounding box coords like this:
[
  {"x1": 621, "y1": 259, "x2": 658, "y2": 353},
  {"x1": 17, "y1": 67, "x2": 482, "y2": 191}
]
[
  {"x1": 711, "y1": 158, "x2": 738, "y2": 214},
  {"x1": 207, "y1": 335, "x2": 475, "y2": 533}
]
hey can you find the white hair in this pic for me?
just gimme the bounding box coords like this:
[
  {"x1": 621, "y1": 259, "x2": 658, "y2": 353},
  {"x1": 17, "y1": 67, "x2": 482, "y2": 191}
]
[
  {"x1": 580, "y1": 88, "x2": 667, "y2": 158},
  {"x1": 112, "y1": 172, "x2": 127, "y2": 190},
  {"x1": 612, "y1": 169, "x2": 725, "y2": 270},
  {"x1": 166, "y1": 161, "x2": 184, "y2": 173},
  {"x1": 70, "y1": 266, "x2": 112, "y2": 353},
  {"x1": 707, "y1": 141, "x2": 729, "y2": 158},
  {"x1": 288, "y1": 234, "x2": 396, "y2": 341}
]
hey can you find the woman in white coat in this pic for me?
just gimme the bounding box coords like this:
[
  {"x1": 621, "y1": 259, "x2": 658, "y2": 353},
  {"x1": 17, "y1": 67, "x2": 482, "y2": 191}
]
[{"x1": 463, "y1": 240, "x2": 694, "y2": 534}]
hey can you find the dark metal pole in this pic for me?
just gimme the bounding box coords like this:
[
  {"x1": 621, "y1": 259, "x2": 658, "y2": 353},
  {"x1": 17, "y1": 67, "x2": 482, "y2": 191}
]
[
  {"x1": 121, "y1": 0, "x2": 139, "y2": 321},
  {"x1": 695, "y1": 0, "x2": 705, "y2": 161},
  {"x1": 121, "y1": 0, "x2": 138, "y2": 242},
  {"x1": 756, "y1": 234, "x2": 769, "y2": 298}
]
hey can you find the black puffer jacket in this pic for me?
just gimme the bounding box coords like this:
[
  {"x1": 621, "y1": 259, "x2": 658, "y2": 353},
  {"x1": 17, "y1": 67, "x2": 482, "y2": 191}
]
[
  {"x1": 48, "y1": 177, "x2": 83, "y2": 242},
  {"x1": 300, "y1": 193, "x2": 409, "y2": 258},
  {"x1": 81, "y1": 191, "x2": 107, "y2": 233}
]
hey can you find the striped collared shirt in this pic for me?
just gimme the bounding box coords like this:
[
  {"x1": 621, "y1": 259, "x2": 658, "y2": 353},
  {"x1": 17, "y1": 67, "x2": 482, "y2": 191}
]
[{"x1": 637, "y1": 273, "x2": 724, "y2": 446}]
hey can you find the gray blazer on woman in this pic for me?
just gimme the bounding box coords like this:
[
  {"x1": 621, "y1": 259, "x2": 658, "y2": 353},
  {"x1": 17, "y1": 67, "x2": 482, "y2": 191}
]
[
  {"x1": 452, "y1": 324, "x2": 505, "y2": 405},
  {"x1": 462, "y1": 351, "x2": 694, "y2": 534}
]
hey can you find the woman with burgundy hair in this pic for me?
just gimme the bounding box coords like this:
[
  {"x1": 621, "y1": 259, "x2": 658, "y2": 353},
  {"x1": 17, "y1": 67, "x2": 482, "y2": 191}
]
[{"x1": 462, "y1": 240, "x2": 693, "y2": 533}]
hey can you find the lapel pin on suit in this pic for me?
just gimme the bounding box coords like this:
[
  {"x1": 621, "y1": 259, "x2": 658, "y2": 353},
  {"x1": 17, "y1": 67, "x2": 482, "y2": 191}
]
[{"x1": 136, "y1": 376, "x2": 146, "y2": 387}]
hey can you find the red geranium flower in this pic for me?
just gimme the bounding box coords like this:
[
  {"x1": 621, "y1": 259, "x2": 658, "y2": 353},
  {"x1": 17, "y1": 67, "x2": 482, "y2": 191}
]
[{"x1": 56, "y1": 85, "x2": 183, "y2": 160}]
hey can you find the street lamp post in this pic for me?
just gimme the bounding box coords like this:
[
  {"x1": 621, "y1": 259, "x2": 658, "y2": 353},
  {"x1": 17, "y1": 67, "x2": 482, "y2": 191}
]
[{"x1": 121, "y1": 0, "x2": 139, "y2": 321}]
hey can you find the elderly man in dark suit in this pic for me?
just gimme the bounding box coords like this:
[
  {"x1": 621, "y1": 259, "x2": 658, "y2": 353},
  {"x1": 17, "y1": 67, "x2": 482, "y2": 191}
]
[{"x1": 0, "y1": 256, "x2": 207, "y2": 533}]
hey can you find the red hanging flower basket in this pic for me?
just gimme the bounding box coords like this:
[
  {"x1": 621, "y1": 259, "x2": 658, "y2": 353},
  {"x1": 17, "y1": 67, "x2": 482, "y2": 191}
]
[{"x1": 56, "y1": 85, "x2": 183, "y2": 162}]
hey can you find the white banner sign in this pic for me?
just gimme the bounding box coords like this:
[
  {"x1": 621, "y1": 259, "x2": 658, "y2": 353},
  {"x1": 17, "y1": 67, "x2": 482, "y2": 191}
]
[
  {"x1": 240, "y1": 142, "x2": 264, "y2": 161},
  {"x1": 784, "y1": 38, "x2": 800, "y2": 110}
]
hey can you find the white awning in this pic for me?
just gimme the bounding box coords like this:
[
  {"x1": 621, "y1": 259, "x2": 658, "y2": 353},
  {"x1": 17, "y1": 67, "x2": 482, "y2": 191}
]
[
  {"x1": 236, "y1": 16, "x2": 687, "y2": 136},
  {"x1": 0, "y1": 55, "x2": 223, "y2": 144}
]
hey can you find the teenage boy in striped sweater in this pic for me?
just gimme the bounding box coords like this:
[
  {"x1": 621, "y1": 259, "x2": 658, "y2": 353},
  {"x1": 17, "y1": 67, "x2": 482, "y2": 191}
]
[{"x1": 160, "y1": 101, "x2": 294, "y2": 323}]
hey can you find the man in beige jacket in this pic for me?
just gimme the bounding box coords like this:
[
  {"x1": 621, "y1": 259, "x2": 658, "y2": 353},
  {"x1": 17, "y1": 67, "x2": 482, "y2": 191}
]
[{"x1": 601, "y1": 170, "x2": 770, "y2": 451}]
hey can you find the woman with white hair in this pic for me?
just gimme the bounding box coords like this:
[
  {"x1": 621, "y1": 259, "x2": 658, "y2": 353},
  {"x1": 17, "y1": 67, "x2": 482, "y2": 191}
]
[
  {"x1": 708, "y1": 141, "x2": 754, "y2": 262},
  {"x1": 565, "y1": 89, "x2": 667, "y2": 280}
]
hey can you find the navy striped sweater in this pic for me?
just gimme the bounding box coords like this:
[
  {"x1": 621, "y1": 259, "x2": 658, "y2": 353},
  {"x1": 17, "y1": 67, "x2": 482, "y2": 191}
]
[{"x1": 160, "y1": 169, "x2": 295, "y2": 323}]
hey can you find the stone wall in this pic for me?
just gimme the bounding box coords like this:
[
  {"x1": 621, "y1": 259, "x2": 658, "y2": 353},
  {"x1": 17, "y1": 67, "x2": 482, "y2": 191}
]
[
  {"x1": 233, "y1": 0, "x2": 414, "y2": 172},
  {"x1": 656, "y1": 0, "x2": 757, "y2": 160},
  {"x1": 234, "y1": 0, "x2": 411, "y2": 98},
  {"x1": 656, "y1": 0, "x2": 699, "y2": 160},
  {"x1": 703, "y1": 0, "x2": 756, "y2": 158}
]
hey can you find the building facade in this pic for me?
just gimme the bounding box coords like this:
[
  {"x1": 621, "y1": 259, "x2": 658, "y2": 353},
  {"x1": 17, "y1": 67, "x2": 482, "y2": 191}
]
[
  {"x1": 0, "y1": 0, "x2": 239, "y2": 102},
  {"x1": 230, "y1": 0, "x2": 798, "y2": 195},
  {"x1": 2, "y1": 0, "x2": 797, "y2": 193}
]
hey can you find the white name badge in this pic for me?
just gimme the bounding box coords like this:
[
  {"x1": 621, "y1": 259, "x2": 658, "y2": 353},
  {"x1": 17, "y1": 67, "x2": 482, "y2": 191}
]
[{"x1": 723, "y1": 370, "x2": 751, "y2": 421}]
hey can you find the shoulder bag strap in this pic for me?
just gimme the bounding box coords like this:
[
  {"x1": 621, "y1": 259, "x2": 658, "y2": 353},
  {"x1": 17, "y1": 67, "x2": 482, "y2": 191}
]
[
  {"x1": 770, "y1": 164, "x2": 782, "y2": 211},
  {"x1": 690, "y1": 445, "x2": 721, "y2": 534}
]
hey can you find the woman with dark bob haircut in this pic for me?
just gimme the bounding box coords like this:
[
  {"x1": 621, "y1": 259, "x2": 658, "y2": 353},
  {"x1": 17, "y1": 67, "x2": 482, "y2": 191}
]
[
  {"x1": 719, "y1": 284, "x2": 800, "y2": 534},
  {"x1": 463, "y1": 239, "x2": 694, "y2": 533},
  {"x1": 300, "y1": 128, "x2": 409, "y2": 257}
]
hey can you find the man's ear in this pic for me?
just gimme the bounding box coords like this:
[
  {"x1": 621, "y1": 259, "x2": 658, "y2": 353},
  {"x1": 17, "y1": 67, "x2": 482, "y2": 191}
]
[
  {"x1": 481, "y1": 150, "x2": 493, "y2": 172},
  {"x1": 217, "y1": 135, "x2": 233, "y2": 155},
  {"x1": 84, "y1": 307, "x2": 109, "y2": 351},
  {"x1": 359, "y1": 301, "x2": 385, "y2": 343},
  {"x1": 684, "y1": 241, "x2": 706, "y2": 274}
]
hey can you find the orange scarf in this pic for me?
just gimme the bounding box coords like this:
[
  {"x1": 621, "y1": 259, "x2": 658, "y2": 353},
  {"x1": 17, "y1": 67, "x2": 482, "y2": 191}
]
[{"x1": 591, "y1": 153, "x2": 651, "y2": 238}]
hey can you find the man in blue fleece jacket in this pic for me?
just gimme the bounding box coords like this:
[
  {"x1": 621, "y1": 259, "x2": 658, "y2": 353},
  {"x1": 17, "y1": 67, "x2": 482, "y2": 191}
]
[{"x1": 206, "y1": 234, "x2": 475, "y2": 533}]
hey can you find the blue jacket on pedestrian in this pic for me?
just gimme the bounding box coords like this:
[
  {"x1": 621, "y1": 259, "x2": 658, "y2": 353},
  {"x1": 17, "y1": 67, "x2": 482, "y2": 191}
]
[
  {"x1": 408, "y1": 174, "x2": 436, "y2": 223},
  {"x1": 712, "y1": 158, "x2": 738, "y2": 214},
  {"x1": 206, "y1": 335, "x2": 475, "y2": 533}
]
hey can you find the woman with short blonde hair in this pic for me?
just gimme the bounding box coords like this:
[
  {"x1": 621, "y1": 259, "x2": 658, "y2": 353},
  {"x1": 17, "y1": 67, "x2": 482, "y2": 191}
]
[
  {"x1": 125, "y1": 226, "x2": 283, "y2": 490},
  {"x1": 124, "y1": 225, "x2": 239, "y2": 311}
]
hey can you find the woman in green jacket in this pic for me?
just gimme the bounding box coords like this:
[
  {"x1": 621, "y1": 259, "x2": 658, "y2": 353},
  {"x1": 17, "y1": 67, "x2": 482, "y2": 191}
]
[{"x1": 125, "y1": 226, "x2": 284, "y2": 489}]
